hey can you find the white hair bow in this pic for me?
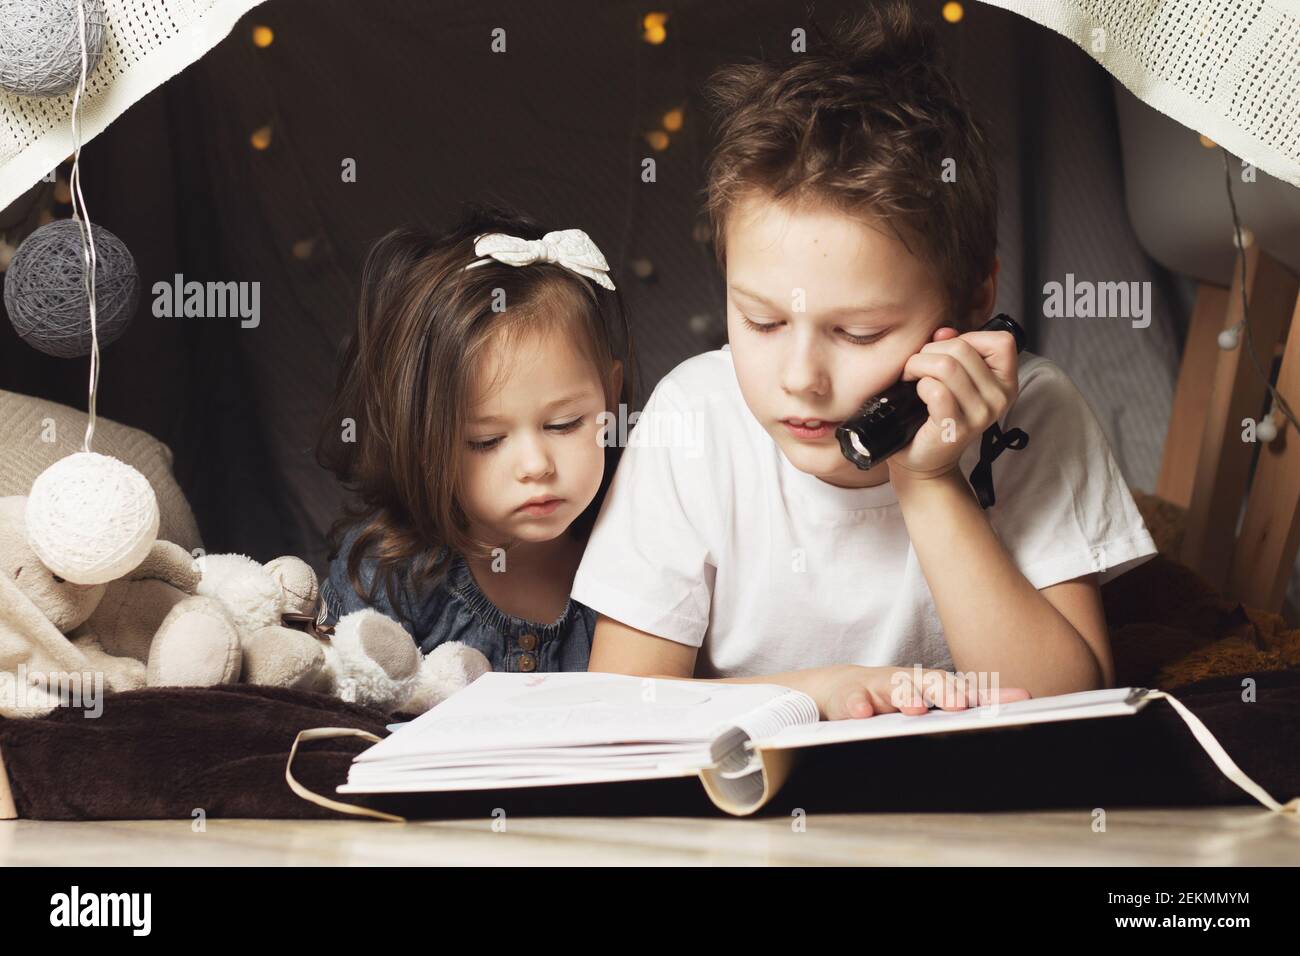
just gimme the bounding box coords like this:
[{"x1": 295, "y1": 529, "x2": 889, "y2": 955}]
[{"x1": 463, "y1": 229, "x2": 616, "y2": 290}]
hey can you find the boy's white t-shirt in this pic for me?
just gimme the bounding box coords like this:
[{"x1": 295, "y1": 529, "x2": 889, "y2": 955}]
[{"x1": 571, "y1": 346, "x2": 1159, "y2": 678}]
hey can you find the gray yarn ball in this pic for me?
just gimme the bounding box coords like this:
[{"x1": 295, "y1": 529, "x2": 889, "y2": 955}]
[
  {"x1": 0, "y1": 0, "x2": 107, "y2": 98},
  {"x1": 4, "y1": 219, "x2": 138, "y2": 358}
]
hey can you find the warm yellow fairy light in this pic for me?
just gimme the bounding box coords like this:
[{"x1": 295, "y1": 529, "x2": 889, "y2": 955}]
[
  {"x1": 252, "y1": 25, "x2": 274, "y2": 48},
  {"x1": 662, "y1": 107, "x2": 684, "y2": 132},
  {"x1": 643, "y1": 12, "x2": 668, "y2": 44},
  {"x1": 250, "y1": 125, "x2": 273, "y2": 150},
  {"x1": 645, "y1": 130, "x2": 669, "y2": 151},
  {"x1": 942, "y1": 2, "x2": 964, "y2": 23}
]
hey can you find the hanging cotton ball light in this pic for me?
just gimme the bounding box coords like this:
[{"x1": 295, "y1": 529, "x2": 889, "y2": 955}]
[
  {"x1": 3, "y1": 218, "x2": 138, "y2": 358},
  {"x1": 1256, "y1": 413, "x2": 1279, "y2": 443},
  {"x1": 0, "y1": 0, "x2": 107, "y2": 98},
  {"x1": 25, "y1": 452, "x2": 159, "y2": 585},
  {"x1": 1217, "y1": 326, "x2": 1240, "y2": 350}
]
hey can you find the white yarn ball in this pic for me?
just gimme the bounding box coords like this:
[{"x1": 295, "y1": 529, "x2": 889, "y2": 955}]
[{"x1": 26, "y1": 451, "x2": 160, "y2": 585}]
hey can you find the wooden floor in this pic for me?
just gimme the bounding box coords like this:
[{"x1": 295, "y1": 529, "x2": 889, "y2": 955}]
[{"x1": 2, "y1": 807, "x2": 1298, "y2": 865}]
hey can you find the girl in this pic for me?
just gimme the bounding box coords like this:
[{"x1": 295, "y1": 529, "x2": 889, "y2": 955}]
[{"x1": 315, "y1": 202, "x2": 635, "y2": 673}]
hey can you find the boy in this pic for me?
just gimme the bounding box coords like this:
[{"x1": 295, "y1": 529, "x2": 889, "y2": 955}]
[{"x1": 571, "y1": 4, "x2": 1158, "y2": 720}]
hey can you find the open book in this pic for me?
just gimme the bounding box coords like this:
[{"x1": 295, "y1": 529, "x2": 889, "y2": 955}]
[{"x1": 325, "y1": 672, "x2": 1203, "y2": 816}]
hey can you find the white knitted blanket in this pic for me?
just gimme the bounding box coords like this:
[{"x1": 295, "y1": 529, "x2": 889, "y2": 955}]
[
  {"x1": 980, "y1": 0, "x2": 1300, "y2": 187},
  {"x1": 0, "y1": 0, "x2": 267, "y2": 212}
]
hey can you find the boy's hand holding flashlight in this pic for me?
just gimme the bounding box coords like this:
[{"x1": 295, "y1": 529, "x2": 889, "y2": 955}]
[{"x1": 885, "y1": 325, "x2": 1021, "y2": 484}]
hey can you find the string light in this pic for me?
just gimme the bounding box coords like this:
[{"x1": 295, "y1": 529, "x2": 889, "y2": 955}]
[
  {"x1": 250, "y1": 123, "x2": 273, "y2": 150},
  {"x1": 1215, "y1": 146, "x2": 1298, "y2": 444},
  {"x1": 252, "y1": 25, "x2": 274, "y2": 48},
  {"x1": 642, "y1": 13, "x2": 668, "y2": 45},
  {"x1": 69, "y1": 0, "x2": 101, "y2": 450},
  {"x1": 1257, "y1": 413, "x2": 1279, "y2": 443},
  {"x1": 942, "y1": 2, "x2": 964, "y2": 23}
]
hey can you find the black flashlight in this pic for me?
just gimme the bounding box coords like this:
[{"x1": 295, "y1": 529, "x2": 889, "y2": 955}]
[{"x1": 835, "y1": 313, "x2": 1027, "y2": 470}]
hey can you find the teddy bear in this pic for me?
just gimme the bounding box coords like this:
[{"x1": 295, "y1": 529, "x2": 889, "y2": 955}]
[
  {"x1": 193, "y1": 551, "x2": 490, "y2": 714},
  {"x1": 0, "y1": 495, "x2": 489, "y2": 718},
  {"x1": 0, "y1": 494, "x2": 246, "y2": 716}
]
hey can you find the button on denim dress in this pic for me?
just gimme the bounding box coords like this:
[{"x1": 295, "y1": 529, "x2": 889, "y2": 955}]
[{"x1": 319, "y1": 525, "x2": 593, "y2": 673}]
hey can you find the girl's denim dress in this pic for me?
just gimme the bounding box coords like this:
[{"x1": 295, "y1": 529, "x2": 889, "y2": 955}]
[{"x1": 318, "y1": 525, "x2": 594, "y2": 673}]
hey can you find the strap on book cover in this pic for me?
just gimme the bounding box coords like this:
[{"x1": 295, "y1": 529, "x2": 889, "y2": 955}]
[
  {"x1": 0, "y1": 745, "x2": 18, "y2": 820},
  {"x1": 1145, "y1": 690, "x2": 1299, "y2": 814},
  {"x1": 286, "y1": 727, "x2": 408, "y2": 822}
]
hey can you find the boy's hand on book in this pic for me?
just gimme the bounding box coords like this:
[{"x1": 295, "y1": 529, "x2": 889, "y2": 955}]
[
  {"x1": 888, "y1": 325, "x2": 1020, "y2": 483},
  {"x1": 810, "y1": 664, "x2": 1031, "y2": 721}
]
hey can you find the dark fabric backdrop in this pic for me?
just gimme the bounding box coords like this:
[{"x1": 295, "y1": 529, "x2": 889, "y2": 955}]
[{"x1": 0, "y1": 0, "x2": 1188, "y2": 576}]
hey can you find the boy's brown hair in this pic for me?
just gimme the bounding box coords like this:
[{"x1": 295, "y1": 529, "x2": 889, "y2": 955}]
[{"x1": 702, "y1": 0, "x2": 999, "y2": 328}]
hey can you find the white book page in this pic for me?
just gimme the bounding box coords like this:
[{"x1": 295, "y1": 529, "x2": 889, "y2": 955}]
[
  {"x1": 359, "y1": 742, "x2": 704, "y2": 771},
  {"x1": 338, "y1": 761, "x2": 704, "y2": 794},
  {"x1": 759, "y1": 687, "x2": 1151, "y2": 751},
  {"x1": 355, "y1": 671, "x2": 799, "y2": 762}
]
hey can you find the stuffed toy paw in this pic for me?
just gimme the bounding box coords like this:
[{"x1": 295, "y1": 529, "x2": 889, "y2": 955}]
[
  {"x1": 401, "y1": 640, "x2": 493, "y2": 715},
  {"x1": 320, "y1": 608, "x2": 490, "y2": 715}
]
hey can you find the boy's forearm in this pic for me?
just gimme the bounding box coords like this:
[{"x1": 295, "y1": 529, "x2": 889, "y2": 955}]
[
  {"x1": 640, "y1": 670, "x2": 821, "y2": 694},
  {"x1": 892, "y1": 466, "x2": 1104, "y2": 696}
]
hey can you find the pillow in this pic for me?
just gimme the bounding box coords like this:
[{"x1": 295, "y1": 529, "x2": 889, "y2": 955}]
[{"x1": 0, "y1": 389, "x2": 202, "y2": 554}]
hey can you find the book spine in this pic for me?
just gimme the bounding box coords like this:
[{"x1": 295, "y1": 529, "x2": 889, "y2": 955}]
[
  {"x1": 698, "y1": 747, "x2": 800, "y2": 816},
  {"x1": 720, "y1": 689, "x2": 820, "y2": 755},
  {"x1": 705, "y1": 689, "x2": 819, "y2": 783}
]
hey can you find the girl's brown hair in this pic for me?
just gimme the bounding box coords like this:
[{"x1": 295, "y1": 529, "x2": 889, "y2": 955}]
[
  {"x1": 316, "y1": 201, "x2": 636, "y2": 623},
  {"x1": 701, "y1": 1, "x2": 999, "y2": 328}
]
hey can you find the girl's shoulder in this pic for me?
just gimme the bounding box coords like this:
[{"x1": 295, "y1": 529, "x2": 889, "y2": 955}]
[{"x1": 320, "y1": 523, "x2": 457, "y2": 628}]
